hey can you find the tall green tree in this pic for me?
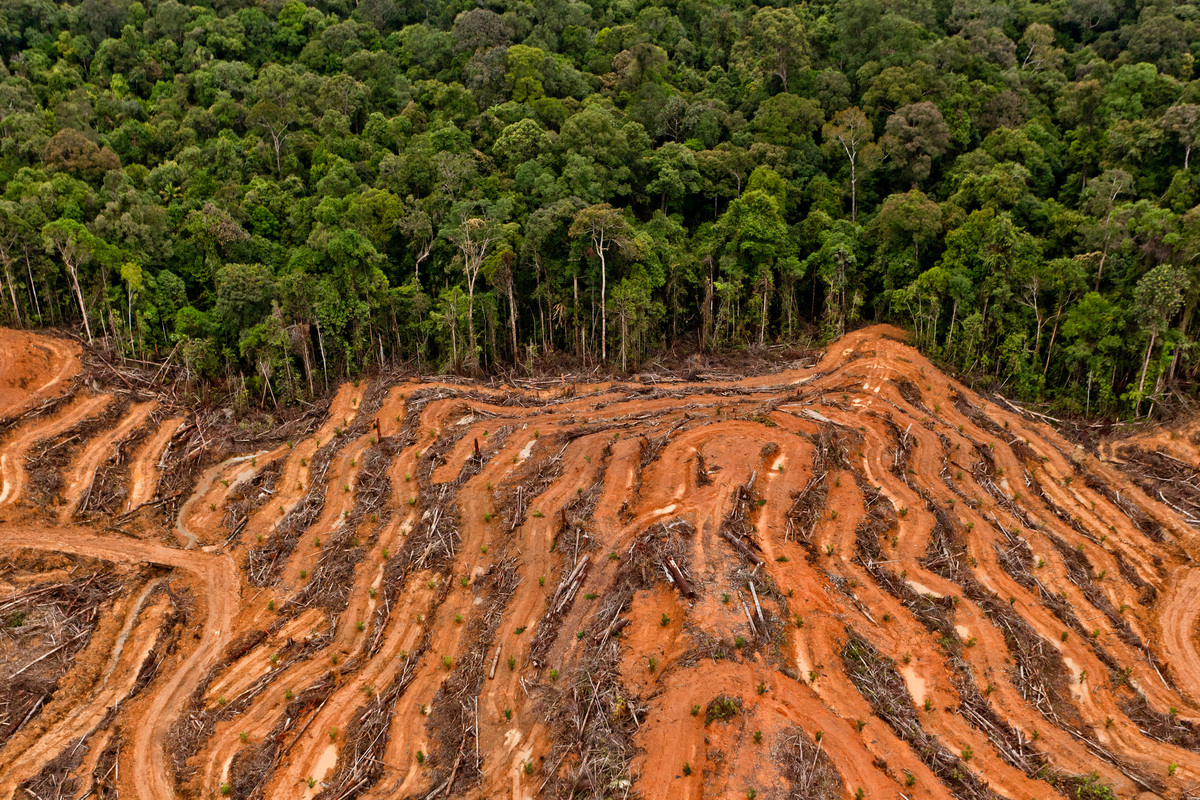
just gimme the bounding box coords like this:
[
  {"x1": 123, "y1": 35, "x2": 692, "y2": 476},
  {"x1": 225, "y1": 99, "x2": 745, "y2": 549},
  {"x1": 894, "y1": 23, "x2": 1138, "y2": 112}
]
[
  {"x1": 569, "y1": 204, "x2": 641, "y2": 363},
  {"x1": 43, "y1": 219, "x2": 98, "y2": 342}
]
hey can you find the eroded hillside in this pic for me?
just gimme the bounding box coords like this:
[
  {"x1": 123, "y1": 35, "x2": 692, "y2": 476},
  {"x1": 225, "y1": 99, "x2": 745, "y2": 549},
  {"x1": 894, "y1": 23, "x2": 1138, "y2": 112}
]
[{"x1": 2, "y1": 326, "x2": 1200, "y2": 800}]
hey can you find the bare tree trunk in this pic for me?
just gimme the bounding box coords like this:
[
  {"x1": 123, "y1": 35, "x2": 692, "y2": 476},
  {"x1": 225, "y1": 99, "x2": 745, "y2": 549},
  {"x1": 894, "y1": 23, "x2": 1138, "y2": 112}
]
[
  {"x1": 507, "y1": 281, "x2": 518, "y2": 361},
  {"x1": 0, "y1": 257, "x2": 21, "y2": 326},
  {"x1": 24, "y1": 248, "x2": 41, "y2": 322},
  {"x1": 316, "y1": 319, "x2": 329, "y2": 388},
  {"x1": 759, "y1": 277, "x2": 769, "y2": 346},
  {"x1": 67, "y1": 261, "x2": 93, "y2": 343},
  {"x1": 599, "y1": 244, "x2": 608, "y2": 362},
  {"x1": 1136, "y1": 331, "x2": 1157, "y2": 416},
  {"x1": 466, "y1": 280, "x2": 477, "y2": 367},
  {"x1": 1043, "y1": 311, "x2": 1062, "y2": 376},
  {"x1": 620, "y1": 310, "x2": 628, "y2": 373},
  {"x1": 849, "y1": 156, "x2": 857, "y2": 222},
  {"x1": 701, "y1": 257, "x2": 714, "y2": 353},
  {"x1": 302, "y1": 334, "x2": 314, "y2": 395}
]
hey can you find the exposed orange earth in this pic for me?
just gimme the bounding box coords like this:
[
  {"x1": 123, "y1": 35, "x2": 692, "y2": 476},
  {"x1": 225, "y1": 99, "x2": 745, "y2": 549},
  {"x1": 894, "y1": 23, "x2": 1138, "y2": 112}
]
[{"x1": 1, "y1": 325, "x2": 1199, "y2": 800}]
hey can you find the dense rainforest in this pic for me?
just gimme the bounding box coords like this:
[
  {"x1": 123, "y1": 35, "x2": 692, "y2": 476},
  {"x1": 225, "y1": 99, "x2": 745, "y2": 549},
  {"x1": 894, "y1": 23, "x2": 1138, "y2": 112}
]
[{"x1": 0, "y1": 0, "x2": 1198, "y2": 416}]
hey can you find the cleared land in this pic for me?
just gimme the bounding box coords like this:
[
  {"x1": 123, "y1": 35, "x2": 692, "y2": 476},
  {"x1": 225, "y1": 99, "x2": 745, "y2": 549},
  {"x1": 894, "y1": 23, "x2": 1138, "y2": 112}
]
[{"x1": 2, "y1": 325, "x2": 1200, "y2": 800}]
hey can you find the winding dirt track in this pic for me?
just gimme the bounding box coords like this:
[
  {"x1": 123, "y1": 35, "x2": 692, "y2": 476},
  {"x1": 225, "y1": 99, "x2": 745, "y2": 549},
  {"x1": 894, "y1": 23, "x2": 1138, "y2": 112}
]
[
  {"x1": 1, "y1": 528, "x2": 237, "y2": 800},
  {"x1": 4, "y1": 326, "x2": 1200, "y2": 800},
  {"x1": 0, "y1": 329, "x2": 79, "y2": 417}
]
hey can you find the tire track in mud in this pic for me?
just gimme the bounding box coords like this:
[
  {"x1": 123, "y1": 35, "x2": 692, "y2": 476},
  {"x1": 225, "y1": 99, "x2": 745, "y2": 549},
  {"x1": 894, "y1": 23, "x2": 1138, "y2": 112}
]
[
  {"x1": 0, "y1": 392, "x2": 112, "y2": 509},
  {"x1": 125, "y1": 414, "x2": 185, "y2": 512},
  {"x1": 58, "y1": 400, "x2": 157, "y2": 522},
  {"x1": 0, "y1": 527, "x2": 237, "y2": 800},
  {"x1": 0, "y1": 577, "x2": 168, "y2": 799}
]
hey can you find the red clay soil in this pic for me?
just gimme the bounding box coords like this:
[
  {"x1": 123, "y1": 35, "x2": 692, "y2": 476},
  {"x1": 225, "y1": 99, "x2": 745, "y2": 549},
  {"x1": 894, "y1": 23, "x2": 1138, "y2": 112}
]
[
  {"x1": 0, "y1": 329, "x2": 78, "y2": 419},
  {"x1": 4, "y1": 325, "x2": 1200, "y2": 800}
]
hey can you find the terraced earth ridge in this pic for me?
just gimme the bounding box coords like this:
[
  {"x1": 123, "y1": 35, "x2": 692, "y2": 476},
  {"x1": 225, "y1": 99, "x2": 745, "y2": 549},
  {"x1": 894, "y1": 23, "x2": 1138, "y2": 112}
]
[{"x1": 2, "y1": 324, "x2": 1200, "y2": 800}]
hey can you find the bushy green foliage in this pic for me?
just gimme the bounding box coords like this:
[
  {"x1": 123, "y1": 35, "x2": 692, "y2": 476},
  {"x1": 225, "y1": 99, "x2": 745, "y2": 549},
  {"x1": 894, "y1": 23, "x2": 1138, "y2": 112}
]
[
  {"x1": 704, "y1": 694, "x2": 741, "y2": 725},
  {"x1": 2, "y1": 0, "x2": 1198, "y2": 417}
]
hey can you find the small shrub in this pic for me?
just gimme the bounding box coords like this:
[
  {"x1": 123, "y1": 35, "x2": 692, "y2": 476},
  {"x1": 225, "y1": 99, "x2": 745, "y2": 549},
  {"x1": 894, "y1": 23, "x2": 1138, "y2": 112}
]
[{"x1": 704, "y1": 696, "x2": 740, "y2": 725}]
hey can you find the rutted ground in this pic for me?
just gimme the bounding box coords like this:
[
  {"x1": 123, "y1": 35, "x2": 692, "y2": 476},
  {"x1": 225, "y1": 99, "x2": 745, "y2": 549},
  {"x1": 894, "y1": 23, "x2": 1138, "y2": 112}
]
[{"x1": 3, "y1": 327, "x2": 1200, "y2": 800}]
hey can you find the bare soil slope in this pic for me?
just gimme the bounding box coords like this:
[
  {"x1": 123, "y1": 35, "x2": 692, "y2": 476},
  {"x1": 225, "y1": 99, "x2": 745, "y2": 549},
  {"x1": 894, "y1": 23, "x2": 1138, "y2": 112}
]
[{"x1": 3, "y1": 326, "x2": 1200, "y2": 800}]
